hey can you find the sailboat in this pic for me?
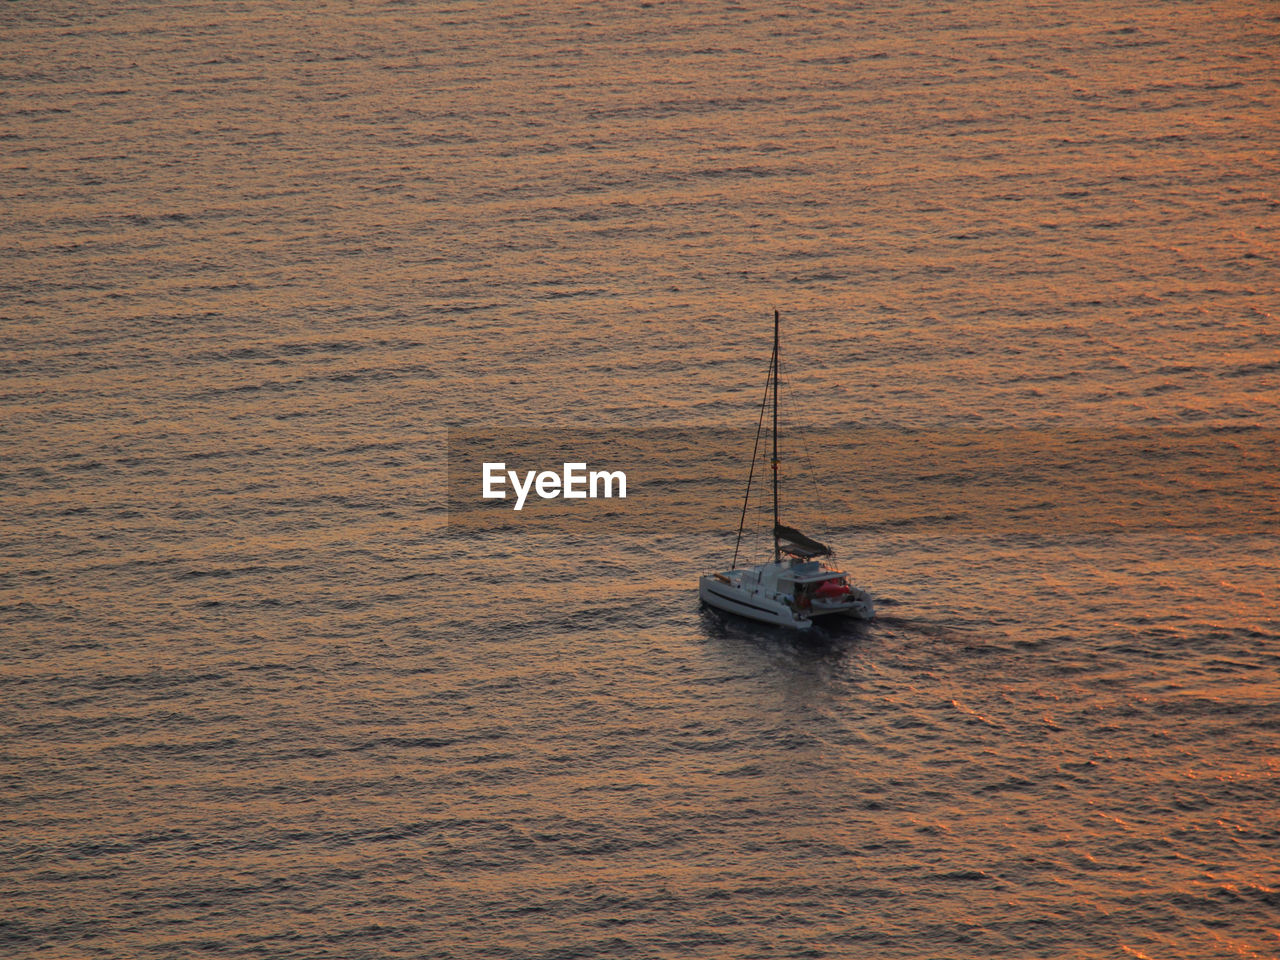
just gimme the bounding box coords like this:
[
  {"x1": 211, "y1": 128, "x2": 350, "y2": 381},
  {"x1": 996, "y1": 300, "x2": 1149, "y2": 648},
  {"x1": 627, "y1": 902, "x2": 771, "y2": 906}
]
[{"x1": 699, "y1": 310, "x2": 875, "y2": 629}]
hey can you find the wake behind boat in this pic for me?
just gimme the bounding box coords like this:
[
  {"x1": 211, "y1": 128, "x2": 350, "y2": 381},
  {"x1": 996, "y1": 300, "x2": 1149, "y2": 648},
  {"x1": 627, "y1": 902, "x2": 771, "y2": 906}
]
[{"x1": 699, "y1": 311, "x2": 875, "y2": 630}]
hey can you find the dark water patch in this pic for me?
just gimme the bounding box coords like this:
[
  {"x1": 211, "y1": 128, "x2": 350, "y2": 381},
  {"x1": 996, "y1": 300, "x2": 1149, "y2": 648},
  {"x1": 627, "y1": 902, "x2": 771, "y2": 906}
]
[
  {"x1": 99, "y1": 736, "x2": 245, "y2": 760},
  {"x1": 178, "y1": 565, "x2": 272, "y2": 579},
  {"x1": 74, "y1": 670, "x2": 229, "y2": 692},
  {"x1": 354, "y1": 736, "x2": 457, "y2": 751},
  {"x1": 447, "y1": 424, "x2": 1280, "y2": 538}
]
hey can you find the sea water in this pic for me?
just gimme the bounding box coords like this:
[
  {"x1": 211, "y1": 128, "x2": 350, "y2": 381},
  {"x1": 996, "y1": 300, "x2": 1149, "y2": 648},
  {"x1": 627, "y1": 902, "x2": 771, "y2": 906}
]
[{"x1": 2, "y1": 2, "x2": 1277, "y2": 957}]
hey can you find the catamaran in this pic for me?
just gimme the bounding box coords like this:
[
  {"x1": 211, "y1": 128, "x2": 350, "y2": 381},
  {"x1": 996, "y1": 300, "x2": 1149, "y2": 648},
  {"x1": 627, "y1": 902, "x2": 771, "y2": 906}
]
[{"x1": 699, "y1": 311, "x2": 875, "y2": 629}]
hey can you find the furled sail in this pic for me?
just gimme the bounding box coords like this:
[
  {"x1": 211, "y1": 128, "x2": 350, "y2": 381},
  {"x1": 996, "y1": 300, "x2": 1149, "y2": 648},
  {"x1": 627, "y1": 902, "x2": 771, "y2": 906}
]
[{"x1": 774, "y1": 523, "x2": 831, "y2": 558}]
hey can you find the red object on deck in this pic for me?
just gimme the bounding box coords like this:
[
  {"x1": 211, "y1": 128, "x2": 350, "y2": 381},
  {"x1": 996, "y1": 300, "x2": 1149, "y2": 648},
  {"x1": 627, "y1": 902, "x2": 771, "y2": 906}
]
[{"x1": 815, "y1": 580, "x2": 848, "y2": 599}]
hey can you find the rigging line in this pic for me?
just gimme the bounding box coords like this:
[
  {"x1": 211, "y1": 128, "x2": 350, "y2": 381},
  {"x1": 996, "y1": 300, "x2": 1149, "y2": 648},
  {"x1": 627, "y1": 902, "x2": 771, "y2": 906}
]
[
  {"x1": 754, "y1": 466, "x2": 771, "y2": 560},
  {"x1": 732, "y1": 325, "x2": 776, "y2": 570}
]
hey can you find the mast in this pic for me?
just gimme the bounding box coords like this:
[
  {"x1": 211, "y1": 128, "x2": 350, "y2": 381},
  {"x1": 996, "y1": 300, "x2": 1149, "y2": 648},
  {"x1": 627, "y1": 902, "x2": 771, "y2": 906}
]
[{"x1": 772, "y1": 309, "x2": 780, "y2": 562}]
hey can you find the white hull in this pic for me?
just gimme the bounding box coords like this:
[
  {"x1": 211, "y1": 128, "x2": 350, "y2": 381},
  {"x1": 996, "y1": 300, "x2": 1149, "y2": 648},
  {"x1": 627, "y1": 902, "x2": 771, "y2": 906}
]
[
  {"x1": 700, "y1": 561, "x2": 875, "y2": 630},
  {"x1": 700, "y1": 575, "x2": 814, "y2": 629}
]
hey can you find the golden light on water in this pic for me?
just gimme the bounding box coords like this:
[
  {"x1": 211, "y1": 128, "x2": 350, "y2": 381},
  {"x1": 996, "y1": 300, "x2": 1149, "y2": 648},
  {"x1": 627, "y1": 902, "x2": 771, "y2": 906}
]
[{"x1": 2, "y1": 0, "x2": 1278, "y2": 957}]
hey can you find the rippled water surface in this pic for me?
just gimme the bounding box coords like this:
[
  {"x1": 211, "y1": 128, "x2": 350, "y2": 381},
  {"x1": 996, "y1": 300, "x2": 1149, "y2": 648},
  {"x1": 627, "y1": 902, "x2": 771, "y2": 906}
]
[{"x1": 3, "y1": 2, "x2": 1278, "y2": 958}]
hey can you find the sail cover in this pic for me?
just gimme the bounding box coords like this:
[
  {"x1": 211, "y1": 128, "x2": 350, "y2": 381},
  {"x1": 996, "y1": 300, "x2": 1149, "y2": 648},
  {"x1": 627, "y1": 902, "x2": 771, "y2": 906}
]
[{"x1": 774, "y1": 523, "x2": 832, "y2": 558}]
